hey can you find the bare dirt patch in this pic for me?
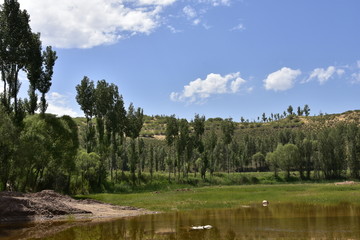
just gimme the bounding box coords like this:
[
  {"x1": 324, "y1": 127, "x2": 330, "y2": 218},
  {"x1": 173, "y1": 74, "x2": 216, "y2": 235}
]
[
  {"x1": 334, "y1": 181, "x2": 357, "y2": 185},
  {"x1": 0, "y1": 190, "x2": 153, "y2": 223}
]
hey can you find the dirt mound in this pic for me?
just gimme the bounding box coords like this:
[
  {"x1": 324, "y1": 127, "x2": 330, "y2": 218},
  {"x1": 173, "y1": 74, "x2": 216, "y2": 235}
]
[
  {"x1": 0, "y1": 190, "x2": 90, "y2": 222},
  {"x1": 0, "y1": 190, "x2": 152, "y2": 224}
]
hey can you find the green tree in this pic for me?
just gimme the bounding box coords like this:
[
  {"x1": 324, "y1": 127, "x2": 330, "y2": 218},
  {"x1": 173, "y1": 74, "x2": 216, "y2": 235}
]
[
  {"x1": 25, "y1": 33, "x2": 42, "y2": 114},
  {"x1": 74, "y1": 150, "x2": 101, "y2": 194},
  {"x1": 221, "y1": 118, "x2": 235, "y2": 173},
  {"x1": 0, "y1": 105, "x2": 16, "y2": 190},
  {"x1": 287, "y1": 105, "x2": 294, "y2": 116},
  {"x1": 0, "y1": 0, "x2": 32, "y2": 118},
  {"x1": 17, "y1": 114, "x2": 78, "y2": 193},
  {"x1": 273, "y1": 143, "x2": 299, "y2": 179},
  {"x1": 346, "y1": 124, "x2": 360, "y2": 178},
  {"x1": 204, "y1": 125, "x2": 218, "y2": 176},
  {"x1": 303, "y1": 104, "x2": 311, "y2": 116},
  {"x1": 266, "y1": 151, "x2": 279, "y2": 177},
  {"x1": 37, "y1": 46, "x2": 57, "y2": 114},
  {"x1": 177, "y1": 118, "x2": 190, "y2": 178},
  {"x1": 252, "y1": 152, "x2": 265, "y2": 171},
  {"x1": 165, "y1": 115, "x2": 178, "y2": 180},
  {"x1": 76, "y1": 76, "x2": 96, "y2": 152},
  {"x1": 297, "y1": 106, "x2": 303, "y2": 116},
  {"x1": 125, "y1": 103, "x2": 144, "y2": 184},
  {"x1": 318, "y1": 126, "x2": 346, "y2": 179},
  {"x1": 94, "y1": 80, "x2": 117, "y2": 186}
]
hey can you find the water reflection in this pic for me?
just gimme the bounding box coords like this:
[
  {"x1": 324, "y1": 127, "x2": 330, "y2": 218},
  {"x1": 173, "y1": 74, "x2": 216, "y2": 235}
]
[{"x1": 2, "y1": 203, "x2": 360, "y2": 239}]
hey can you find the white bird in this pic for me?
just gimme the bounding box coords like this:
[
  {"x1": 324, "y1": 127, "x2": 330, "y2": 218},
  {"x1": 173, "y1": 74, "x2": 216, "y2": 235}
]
[{"x1": 191, "y1": 225, "x2": 212, "y2": 230}]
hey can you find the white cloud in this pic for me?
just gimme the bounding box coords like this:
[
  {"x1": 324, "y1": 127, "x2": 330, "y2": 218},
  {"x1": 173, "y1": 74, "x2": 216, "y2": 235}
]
[
  {"x1": 246, "y1": 87, "x2": 254, "y2": 93},
  {"x1": 307, "y1": 66, "x2": 338, "y2": 84},
  {"x1": 183, "y1": 5, "x2": 197, "y2": 19},
  {"x1": 170, "y1": 72, "x2": 246, "y2": 103},
  {"x1": 138, "y1": 0, "x2": 176, "y2": 5},
  {"x1": 230, "y1": 77, "x2": 246, "y2": 93},
  {"x1": 230, "y1": 23, "x2": 245, "y2": 31},
  {"x1": 167, "y1": 25, "x2": 182, "y2": 33},
  {"x1": 182, "y1": 5, "x2": 201, "y2": 25},
  {"x1": 351, "y1": 72, "x2": 360, "y2": 83},
  {"x1": 198, "y1": 0, "x2": 231, "y2": 6},
  {"x1": 46, "y1": 92, "x2": 82, "y2": 117},
  {"x1": 19, "y1": 0, "x2": 176, "y2": 48},
  {"x1": 193, "y1": 19, "x2": 201, "y2": 25},
  {"x1": 264, "y1": 67, "x2": 301, "y2": 91},
  {"x1": 357, "y1": 60, "x2": 360, "y2": 69},
  {"x1": 336, "y1": 69, "x2": 345, "y2": 76}
]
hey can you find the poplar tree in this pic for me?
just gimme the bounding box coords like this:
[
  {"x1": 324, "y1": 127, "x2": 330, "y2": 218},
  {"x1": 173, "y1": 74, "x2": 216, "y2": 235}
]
[
  {"x1": 25, "y1": 33, "x2": 42, "y2": 114},
  {"x1": 38, "y1": 46, "x2": 57, "y2": 114},
  {"x1": 221, "y1": 118, "x2": 235, "y2": 173},
  {"x1": 76, "y1": 76, "x2": 96, "y2": 152},
  {"x1": 0, "y1": 0, "x2": 32, "y2": 117}
]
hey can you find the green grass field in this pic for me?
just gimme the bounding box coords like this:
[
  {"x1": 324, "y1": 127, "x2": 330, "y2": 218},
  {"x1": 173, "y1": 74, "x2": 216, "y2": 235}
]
[{"x1": 80, "y1": 183, "x2": 360, "y2": 212}]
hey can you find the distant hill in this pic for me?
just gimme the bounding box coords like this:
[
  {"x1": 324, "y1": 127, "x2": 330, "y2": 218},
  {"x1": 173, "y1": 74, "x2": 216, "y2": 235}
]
[
  {"x1": 139, "y1": 110, "x2": 360, "y2": 140},
  {"x1": 73, "y1": 110, "x2": 360, "y2": 142}
]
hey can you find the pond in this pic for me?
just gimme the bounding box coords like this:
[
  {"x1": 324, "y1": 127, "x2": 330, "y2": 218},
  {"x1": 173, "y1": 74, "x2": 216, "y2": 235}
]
[{"x1": 2, "y1": 203, "x2": 360, "y2": 239}]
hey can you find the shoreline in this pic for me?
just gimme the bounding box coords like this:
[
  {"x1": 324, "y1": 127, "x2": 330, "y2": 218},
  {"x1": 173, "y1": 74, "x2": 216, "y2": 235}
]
[{"x1": 0, "y1": 190, "x2": 155, "y2": 225}]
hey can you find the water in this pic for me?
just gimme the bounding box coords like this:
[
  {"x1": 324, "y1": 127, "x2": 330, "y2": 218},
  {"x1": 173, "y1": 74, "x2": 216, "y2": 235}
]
[{"x1": 2, "y1": 203, "x2": 360, "y2": 239}]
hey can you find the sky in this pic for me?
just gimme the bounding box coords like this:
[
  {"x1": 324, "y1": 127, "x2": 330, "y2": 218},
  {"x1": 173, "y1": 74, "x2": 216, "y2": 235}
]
[{"x1": 3, "y1": 0, "x2": 360, "y2": 121}]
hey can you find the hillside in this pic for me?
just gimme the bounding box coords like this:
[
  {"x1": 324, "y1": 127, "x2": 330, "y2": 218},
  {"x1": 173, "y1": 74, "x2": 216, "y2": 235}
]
[
  {"x1": 138, "y1": 110, "x2": 360, "y2": 140},
  {"x1": 73, "y1": 110, "x2": 360, "y2": 142}
]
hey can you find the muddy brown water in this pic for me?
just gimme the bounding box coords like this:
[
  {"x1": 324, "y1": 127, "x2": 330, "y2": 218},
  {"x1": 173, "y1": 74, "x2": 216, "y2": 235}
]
[{"x1": 1, "y1": 203, "x2": 360, "y2": 239}]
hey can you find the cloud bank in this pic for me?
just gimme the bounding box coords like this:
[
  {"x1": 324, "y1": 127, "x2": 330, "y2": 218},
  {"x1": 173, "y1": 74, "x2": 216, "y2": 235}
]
[
  {"x1": 19, "y1": 0, "x2": 176, "y2": 48},
  {"x1": 263, "y1": 67, "x2": 301, "y2": 91},
  {"x1": 18, "y1": 0, "x2": 233, "y2": 48},
  {"x1": 170, "y1": 72, "x2": 246, "y2": 103}
]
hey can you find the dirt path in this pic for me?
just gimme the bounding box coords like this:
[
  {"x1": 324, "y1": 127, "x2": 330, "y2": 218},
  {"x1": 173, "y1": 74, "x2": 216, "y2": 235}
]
[{"x1": 0, "y1": 190, "x2": 153, "y2": 223}]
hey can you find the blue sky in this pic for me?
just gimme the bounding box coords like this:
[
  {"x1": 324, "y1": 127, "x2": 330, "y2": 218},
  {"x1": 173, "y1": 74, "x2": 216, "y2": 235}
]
[{"x1": 9, "y1": 0, "x2": 360, "y2": 121}]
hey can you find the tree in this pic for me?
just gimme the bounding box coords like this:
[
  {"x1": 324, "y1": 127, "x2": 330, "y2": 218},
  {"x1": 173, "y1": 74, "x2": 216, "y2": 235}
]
[
  {"x1": 93, "y1": 80, "x2": 122, "y2": 186},
  {"x1": 37, "y1": 46, "x2": 57, "y2": 114},
  {"x1": 303, "y1": 104, "x2": 311, "y2": 116},
  {"x1": 177, "y1": 118, "x2": 189, "y2": 177},
  {"x1": 74, "y1": 150, "x2": 101, "y2": 194},
  {"x1": 25, "y1": 33, "x2": 42, "y2": 114},
  {"x1": 266, "y1": 151, "x2": 279, "y2": 177},
  {"x1": 76, "y1": 76, "x2": 96, "y2": 153},
  {"x1": 125, "y1": 103, "x2": 144, "y2": 183},
  {"x1": 193, "y1": 114, "x2": 205, "y2": 149},
  {"x1": 221, "y1": 118, "x2": 235, "y2": 173},
  {"x1": 318, "y1": 126, "x2": 346, "y2": 179},
  {"x1": 287, "y1": 105, "x2": 294, "y2": 116},
  {"x1": 105, "y1": 86, "x2": 126, "y2": 182},
  {"x1": 272, "y1": 143, "x2": 299, "y2": 179},
  {"x1": 262, "y1": 113, "x2": 267, "y2": 122},
  {"x1": 301, "y1": 138, "x2": 315, "y2": 179},
  {"x1": 297, "y1": 106, "x2": 303, "y2": 116},
  {"x1": 165, "y1": 115, "x2": 178, "y2": 180},
  {"x1": 346, "y1": 124, "x2": 360, "y2": 178},
  {"x1": 252, "y1": 152, "x2": 265, "y2": 171},
  {"x1": 204, "y1": 125, "x2": 218, "y2": 176},
  {"x1": 0, "y1": 105, "x2": 16, "y2": 190},
  {"x1": 0, "y1": 0, "x2": 32, "y2": 117},
  {"x1": 17, "y1": 114, "x2": 78, "y2": 192}
]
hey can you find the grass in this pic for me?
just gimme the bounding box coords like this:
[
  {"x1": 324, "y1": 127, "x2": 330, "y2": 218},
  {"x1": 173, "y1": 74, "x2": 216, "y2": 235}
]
[{"x1": 79, "y1": 183, "x2": 360, "y2": 212}]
